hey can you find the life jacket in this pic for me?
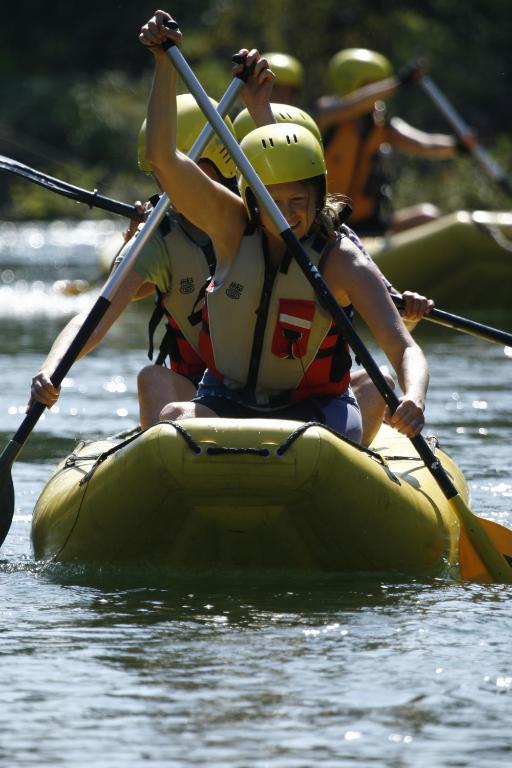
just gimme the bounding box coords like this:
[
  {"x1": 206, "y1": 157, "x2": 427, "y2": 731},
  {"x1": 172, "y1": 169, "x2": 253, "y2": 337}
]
[
  {"x1": 323, "y1": 103, "x2": 392, "y2": 229},
  {"x1": 199, "y1": 226, "x2": 353, "y2": 405},
  {"x1": 147, "y1": 211, "x2": 215, "y2": 379}
]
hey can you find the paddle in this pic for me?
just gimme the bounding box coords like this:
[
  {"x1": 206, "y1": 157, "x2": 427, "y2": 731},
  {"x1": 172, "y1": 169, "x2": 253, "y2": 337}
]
[
  {"x1": 160, "y1": 29, "x2": 512, "y2": 583},
  {"x1": 0, "y1": 154, "x2": 145, "y2": 220},
  {"x1": 418, "y1": 75, "x2": 512, "y2": 198},
  {"x1": 0, "y1": 76, "x2": 245, "y2": 548},
  {"x1": 391, "y1": 294, "x2": 512, "y2": 347}
]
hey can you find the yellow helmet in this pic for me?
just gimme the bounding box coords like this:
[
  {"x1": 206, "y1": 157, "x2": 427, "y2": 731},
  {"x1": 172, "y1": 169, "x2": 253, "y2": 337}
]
[
  {"x1": 233, "y1": 103, "x2": 322, "y2": 145},
  {"x1": 138, "y1": 93, "x2": 236, "y2": 178},
  {"x1": 238, "y1": 122, "x2": 327, "y2": 215},
  {"x1": 327, "y1": 48, "x2": 393, "y2": 96},
  {"x1": 262, "y1": 52, "x2": 304, "y2": 89}
]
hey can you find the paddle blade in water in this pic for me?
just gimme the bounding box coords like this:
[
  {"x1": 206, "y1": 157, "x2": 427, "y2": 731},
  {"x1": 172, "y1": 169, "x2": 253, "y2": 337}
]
[
  {"x1": 459, "y1": 516, "x2": 512, "y2": 583},
  {"x1": 0, "y1": 438, "x2": 21, "y2": 546},
  {"x1": 0, "y1": 472, "x2": 15, "y2": 547}
]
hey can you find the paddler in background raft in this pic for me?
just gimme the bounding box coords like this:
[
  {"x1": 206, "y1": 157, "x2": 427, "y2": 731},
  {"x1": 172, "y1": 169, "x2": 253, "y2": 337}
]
[
  {"x1": 314, "y1": 48, "x2": 461, "y2": 234},
  {"x1": 27, "y1": 53, "x2": 276, "y2": 429},
  {"x1": 138, "y1": 10, "x2": 430, "y2": 443}
]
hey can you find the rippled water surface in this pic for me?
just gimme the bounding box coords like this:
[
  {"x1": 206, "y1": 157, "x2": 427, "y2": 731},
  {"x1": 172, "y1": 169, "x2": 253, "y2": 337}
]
[{"x1": 1, "y1": 221, "x2": 512, "y2": 767}]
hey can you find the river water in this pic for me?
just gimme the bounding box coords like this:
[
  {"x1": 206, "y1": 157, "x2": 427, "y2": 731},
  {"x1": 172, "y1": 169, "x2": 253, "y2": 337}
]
[{"x1": 1, "y1": 220, "x2": 512, "y2": 767}]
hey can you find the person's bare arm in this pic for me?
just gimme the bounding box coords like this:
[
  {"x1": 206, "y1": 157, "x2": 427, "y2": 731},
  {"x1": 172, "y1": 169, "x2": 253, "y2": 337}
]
[
  {"x1": 315, "y1": 77, "x2": 400, "y2": 132},
  {"x1": 234, "y1": 48, "x2": 275, "y2": 127},
  {"x1": 389, "y1": 116, "x2": 456, "y2": 158},
  {"x1": 139, "y1": 11, "x2": 246, "y2": 267},
  {"x1": 29, "y1": 269, "x2": 146, "y2": 408},
  {"x1": 323, "y1": 239, "x2": 429, "y2": 437}
]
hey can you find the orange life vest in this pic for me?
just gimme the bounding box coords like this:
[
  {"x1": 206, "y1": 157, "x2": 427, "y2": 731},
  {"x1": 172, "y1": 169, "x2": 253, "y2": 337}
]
[{"x1": 323, "y1": 104, "x2": 392, "y2": 229}]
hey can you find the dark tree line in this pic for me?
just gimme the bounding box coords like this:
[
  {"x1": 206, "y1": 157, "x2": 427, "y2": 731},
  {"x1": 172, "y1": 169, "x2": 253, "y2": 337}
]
[{"x1": 1, "y1": 0, "x2": 510, "y2": 218}]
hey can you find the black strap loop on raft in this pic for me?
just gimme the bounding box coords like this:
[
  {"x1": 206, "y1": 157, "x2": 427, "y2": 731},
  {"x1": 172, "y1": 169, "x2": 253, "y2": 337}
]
[{"x1": 71, "y1": 421, "x2": 436, "y2": 487}]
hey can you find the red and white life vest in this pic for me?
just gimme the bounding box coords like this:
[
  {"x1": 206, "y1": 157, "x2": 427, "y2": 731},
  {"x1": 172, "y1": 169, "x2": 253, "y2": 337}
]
[{"x1": 199, "y1": 227, "x2": 353, "y2": 405}]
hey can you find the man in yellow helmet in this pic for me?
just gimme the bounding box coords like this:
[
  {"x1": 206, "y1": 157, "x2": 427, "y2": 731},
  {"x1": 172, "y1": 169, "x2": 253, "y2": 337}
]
[{"x1": 315, "y1": 48, "x2": 459, "y2": 235}]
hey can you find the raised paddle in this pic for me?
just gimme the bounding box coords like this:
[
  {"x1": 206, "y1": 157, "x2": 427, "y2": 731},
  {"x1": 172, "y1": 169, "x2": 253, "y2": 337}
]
[
  {"x1": 418, "y1": 75, "x2": 512, "y2": 198},
  {"x1": 0, "y1": 154, "x2": 145, "y2": 220},
  {"x1": 0, "y1": 76, "x2": 245, "y2": 548},
  {"x1": 391, "y1": 294, "x2": 512, "y2": 347},
  {"x1": 160, "y1": 26, "x2": 512, "y2": 583}
]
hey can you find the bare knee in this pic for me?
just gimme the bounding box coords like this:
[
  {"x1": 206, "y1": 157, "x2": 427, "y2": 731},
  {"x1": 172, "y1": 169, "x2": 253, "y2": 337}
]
[
  {"x1": 352, "y1": 367, "x2": 395, "y2": 447},
  {"x1": 352, "y1": 367, "x2": 394, "y2": 400},
  {"x1": 159, "y1": 401, "x2": 189, "y2": 421},
  {"x1": 159, "y1": 400, "x2": 218, "y2": 422},
  {"x1": 137, "y1": 364, "x2": 162, "y2": 394},
  {"x1": 138, "y1": 364, "x2": 197, "y2": 403}
]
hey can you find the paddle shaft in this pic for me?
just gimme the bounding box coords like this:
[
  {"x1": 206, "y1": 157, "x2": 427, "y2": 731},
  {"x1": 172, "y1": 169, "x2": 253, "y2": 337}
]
[
  {"x1": 0, "y1": 154, "x2": 144, "y2": 220},
  {"x1": 0, "y1": 75, "x2": 243, "y2": 479},
  {"x1": 391, "y1": 294, "x2": 512, "y2": 347},
  {"x1": 163, "y1": 37, "x2": 512, "y2": 582},
  {"x1": 419, "y1": 76, "x2": 512, "y2": 198}
]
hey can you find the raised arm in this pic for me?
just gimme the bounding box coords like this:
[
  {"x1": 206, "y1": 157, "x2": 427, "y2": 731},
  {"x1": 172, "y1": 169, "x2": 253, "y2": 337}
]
[
  {"x1": 315, "y1": 77, "x2": 400, "y2": 132},
  {"x1": 233, "y1": 48, "x2": 276, "y2": 127},
  {"x1": 139, "y1": 11, "x2": 246, "y2": 262}
]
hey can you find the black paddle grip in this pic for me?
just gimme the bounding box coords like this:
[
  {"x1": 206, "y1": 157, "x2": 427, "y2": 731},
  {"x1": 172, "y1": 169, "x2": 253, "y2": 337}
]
[
  {"x1": 231, "y1": 53, "x2": 258, "y2": 83},
  {"x1": 162, "y1": 19, "x2": 180, "y2": 50}
]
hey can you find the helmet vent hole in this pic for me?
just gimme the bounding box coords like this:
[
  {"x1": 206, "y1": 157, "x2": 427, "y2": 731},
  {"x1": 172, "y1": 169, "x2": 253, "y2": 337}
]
[
  {"x1": 262, "y1": 139, "x2": 267, "y2": 148},
  {"x1": 269, "y1": 138, "x2": 274, "y2": 147},
  {"x1": 286, "y1": 135, "x2": 291, "y2": 144}
]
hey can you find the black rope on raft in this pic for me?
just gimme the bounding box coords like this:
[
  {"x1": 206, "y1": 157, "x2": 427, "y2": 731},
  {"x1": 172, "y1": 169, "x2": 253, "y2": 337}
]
[
  {"x1": 275, "y1": 421, "x2": 375, "y2": 457},
  {"x1": 167, "y1": 419, "x2": 382, "y2": 461},
  {"x1": 69, "y1": 420, "x2": 434, "y2": 487}
]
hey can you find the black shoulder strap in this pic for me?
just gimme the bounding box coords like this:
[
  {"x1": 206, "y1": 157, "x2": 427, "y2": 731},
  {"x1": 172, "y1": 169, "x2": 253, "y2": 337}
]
[
  {"x1": 158, "y1": 211, "x2": 173, "y2": 238},
  {"x1": 155, "y1": 324, "x2": 181, "y2": 367},
  {"x1": 200, "y1": 239, "x2": 216, "y2": 275},
  {"x1": 147, "y1": 288, "x2": 166, "y2": 361},
  {"x1": 187, "y1": 278, "x2": 210, "y2": 326}
]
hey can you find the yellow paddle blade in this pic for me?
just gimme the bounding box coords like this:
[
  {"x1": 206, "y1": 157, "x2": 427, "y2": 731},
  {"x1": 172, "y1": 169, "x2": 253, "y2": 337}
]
[{"x1": 456, "y1": 502, "x2": 512, "y2": 583}]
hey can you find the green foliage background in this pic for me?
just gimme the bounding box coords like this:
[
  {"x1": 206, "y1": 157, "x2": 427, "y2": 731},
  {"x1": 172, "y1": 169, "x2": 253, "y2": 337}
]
[{"x1": 0, "y1": 0, "x2": 510, "y2": 219}]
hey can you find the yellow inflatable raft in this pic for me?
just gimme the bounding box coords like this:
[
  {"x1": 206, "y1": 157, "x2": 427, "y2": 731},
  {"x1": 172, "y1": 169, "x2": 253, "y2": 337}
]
[
  {"x1": 364, "y1": 210, "x2": 512, "y2": 309},
  {"x1": 31, "y1": 419, "x2": 469, "y2": 577}
]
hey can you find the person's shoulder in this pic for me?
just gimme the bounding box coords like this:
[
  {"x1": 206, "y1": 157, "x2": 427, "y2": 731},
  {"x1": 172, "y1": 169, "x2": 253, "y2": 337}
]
[
  {"x1": 321, "y1": 232, "x2": 367, "y2": 283},
  {"x1": 331, "y1": 230, "x2": 366, "y2": 262}
]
